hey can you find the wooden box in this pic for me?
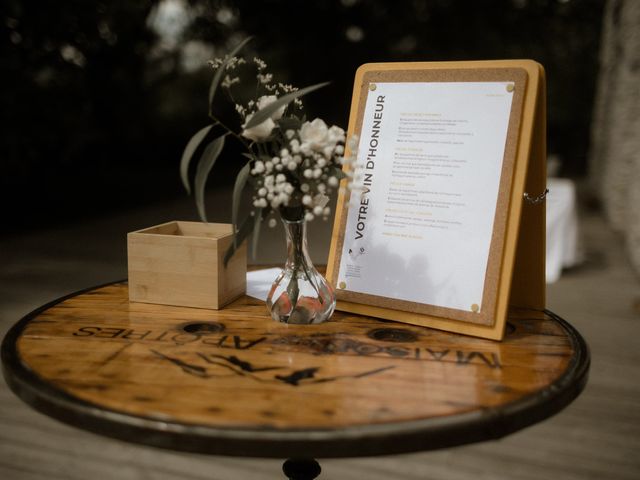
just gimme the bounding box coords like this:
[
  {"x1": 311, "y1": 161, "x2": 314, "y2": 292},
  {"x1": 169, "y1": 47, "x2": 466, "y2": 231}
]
[{"x1": 127, "y1": 221, "x2": 246, "y2": 309}]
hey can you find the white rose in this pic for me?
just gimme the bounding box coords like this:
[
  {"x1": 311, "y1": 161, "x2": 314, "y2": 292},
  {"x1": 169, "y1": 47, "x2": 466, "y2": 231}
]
[
  {"x1": 299, "y1": 118, "x2": 330, "y2": 152},
  {"x1": 241, "y1": 113, "x2": 275, "y2": 142},
  {"x1": 257, "y1": 95, "x2": 286, "y2": 120}
]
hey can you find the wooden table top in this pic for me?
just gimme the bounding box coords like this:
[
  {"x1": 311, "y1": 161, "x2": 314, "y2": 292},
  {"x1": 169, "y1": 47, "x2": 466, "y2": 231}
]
[{"x1": 1, "y1": 281, "x2": 589, "y2": 458}]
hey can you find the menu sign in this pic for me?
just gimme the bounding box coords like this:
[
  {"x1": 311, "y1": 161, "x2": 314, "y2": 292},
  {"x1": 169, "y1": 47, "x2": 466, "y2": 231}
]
[{"x1": 327, "y1": 61, "x2": 546, "y2": 340}]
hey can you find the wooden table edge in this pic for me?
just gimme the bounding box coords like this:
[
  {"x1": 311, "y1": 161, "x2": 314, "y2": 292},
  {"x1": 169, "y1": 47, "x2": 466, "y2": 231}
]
[{"x1": 1, "y1": 281, "x2": 590, "y2": 458}]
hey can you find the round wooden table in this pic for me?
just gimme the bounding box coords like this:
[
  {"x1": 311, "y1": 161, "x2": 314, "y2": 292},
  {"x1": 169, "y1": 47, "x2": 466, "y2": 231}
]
[{"x1": 2, "y1": 281, "x2": 589, "y2": 478}]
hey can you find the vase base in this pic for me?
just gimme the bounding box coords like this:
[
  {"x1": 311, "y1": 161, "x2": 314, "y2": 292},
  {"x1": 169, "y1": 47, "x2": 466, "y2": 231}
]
[
  {"x1": 270, "y1": 303, "x2": 333, "y2": 325},
  {"x1": 266, "y1": 218, "x2": 336, "y2": 325}
]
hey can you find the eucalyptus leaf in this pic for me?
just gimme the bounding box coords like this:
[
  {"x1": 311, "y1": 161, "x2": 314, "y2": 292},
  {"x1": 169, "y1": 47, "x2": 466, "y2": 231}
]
[
  {"x1": 277, "y1": 116, "x2": 303, "y2": 131},
  {"x1": 179, "y1": 125, "x2": 213, "y2": 194},
  {"x1": 224, "y1": 207, "x2": 270, "y2": 266},
  {"x1": 331, "y1": 166, "x2": 347, "y2": 180},
  {"x1": 244, "y1": 82, "x2": 330, "y2": 129},
  {"x1": 208, "y1": 36, "x2": 253, "y2": 113},
  {"x1": 194, "y1": 135, "x2": 227, "y2": 222},
  {"x1": 231, "y1": 162, "x2": 251, "y2": 247}
]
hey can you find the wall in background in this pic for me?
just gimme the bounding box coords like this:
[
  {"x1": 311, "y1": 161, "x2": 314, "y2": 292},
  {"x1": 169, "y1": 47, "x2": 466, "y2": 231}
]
[{"x1": 589, "y1": 0, "x2": 640, "y2": 274}]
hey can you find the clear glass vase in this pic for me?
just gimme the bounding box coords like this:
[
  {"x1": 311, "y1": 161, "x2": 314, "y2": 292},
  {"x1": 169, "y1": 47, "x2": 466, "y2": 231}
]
[{"x1": 266, "y1": 217, "x2": 336, "y2": 324}]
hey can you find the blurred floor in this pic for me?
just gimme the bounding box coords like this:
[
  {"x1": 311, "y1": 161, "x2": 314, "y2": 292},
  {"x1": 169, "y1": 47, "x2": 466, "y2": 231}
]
[{"x1": 1, "y1": 192, "x2": 639, "y2": 480}]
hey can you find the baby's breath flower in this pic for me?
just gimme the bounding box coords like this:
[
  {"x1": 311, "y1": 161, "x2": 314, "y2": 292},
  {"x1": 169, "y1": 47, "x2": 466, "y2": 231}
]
[
  {"x1": 347, "y1": 134, "x2": 359, "y2": 151},
  {"x1": 341, "y1": 154, "x2": 356, "y2": 165},
  {"x1": 305, "y1": 212, "x2": 314, "y2": 222},
  {"x1": 222, "y1": 75, "x2": 240, "y2": 88},
  {"x1": 253, "y1": 57, "x2": 267, "y2": 70},
  {"x1": 208, "y1": 58, "x2": 224, "y2": 69},
  {"x1": 278, "y1": 83, "x2": 297, "y2": 93},
  {"x1": 253, "y1": 161, "x2": 265, "y2": 174},
  {"x1": 257, "y1": 73, "x2": 273, "y2": 84},
  {"x1": 328, "y1": 176, "x2": 339, "y2": 187},
  {"x1": 268, "y1": 218, "x2": 277, "y2": 228}
]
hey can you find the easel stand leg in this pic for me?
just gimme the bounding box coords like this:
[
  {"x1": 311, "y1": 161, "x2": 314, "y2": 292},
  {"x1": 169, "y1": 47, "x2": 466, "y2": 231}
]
[{"x1": 282, "y1": 458, "x2": 321, "y2": 479}]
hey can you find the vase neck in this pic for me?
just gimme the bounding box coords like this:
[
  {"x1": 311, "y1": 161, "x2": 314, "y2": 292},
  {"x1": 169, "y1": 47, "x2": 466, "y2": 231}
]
[{"x1": 282, "y1": 218, "x2": 312, "y2": 269}]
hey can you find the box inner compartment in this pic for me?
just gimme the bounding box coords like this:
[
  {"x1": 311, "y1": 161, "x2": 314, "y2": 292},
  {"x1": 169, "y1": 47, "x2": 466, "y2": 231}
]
[{"x1": 140, "y1": 221, "x2": 232, "y2": 239}]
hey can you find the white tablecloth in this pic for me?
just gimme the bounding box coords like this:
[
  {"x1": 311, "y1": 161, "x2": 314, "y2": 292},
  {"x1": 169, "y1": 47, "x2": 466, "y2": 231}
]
[
  {"x1": 546, "y1": 178, "x2": 581, "y2": 283},
  {"x1": 246, "y1": 267, "x2": 281, "y2": 301}
]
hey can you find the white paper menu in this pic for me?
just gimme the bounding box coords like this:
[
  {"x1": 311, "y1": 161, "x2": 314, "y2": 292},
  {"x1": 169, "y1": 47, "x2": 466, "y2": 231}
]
[{"x1": 337, "y1": 81, "x2": 514, "y2": 312}]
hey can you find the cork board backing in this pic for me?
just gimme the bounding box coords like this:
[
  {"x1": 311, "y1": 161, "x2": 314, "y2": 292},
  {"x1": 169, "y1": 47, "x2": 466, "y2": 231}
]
[{"x1": 326, "y1": 60, "x2": 544, "y2": 340}]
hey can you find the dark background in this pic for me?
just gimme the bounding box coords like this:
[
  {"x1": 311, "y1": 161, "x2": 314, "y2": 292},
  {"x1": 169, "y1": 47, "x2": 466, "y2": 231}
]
[{"x1": 1, "y1": 0, "x2": 605, "y2": 233}]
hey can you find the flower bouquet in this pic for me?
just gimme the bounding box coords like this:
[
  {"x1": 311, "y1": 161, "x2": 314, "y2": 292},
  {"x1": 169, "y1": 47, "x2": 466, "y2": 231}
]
[{"x1": 179, "y1": 38, "x2": 356, "y2": 324}]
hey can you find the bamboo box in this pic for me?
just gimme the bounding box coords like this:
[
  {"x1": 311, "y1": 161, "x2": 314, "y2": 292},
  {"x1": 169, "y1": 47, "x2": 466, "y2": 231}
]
[{"x1": 127, "y1": 221, "x2": 246, "y2": 309}]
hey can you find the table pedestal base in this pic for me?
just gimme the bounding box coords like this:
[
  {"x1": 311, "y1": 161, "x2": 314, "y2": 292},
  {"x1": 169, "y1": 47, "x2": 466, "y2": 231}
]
[{"x1": 283, "y1": 458, "x2": 321, "y2": 480}]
